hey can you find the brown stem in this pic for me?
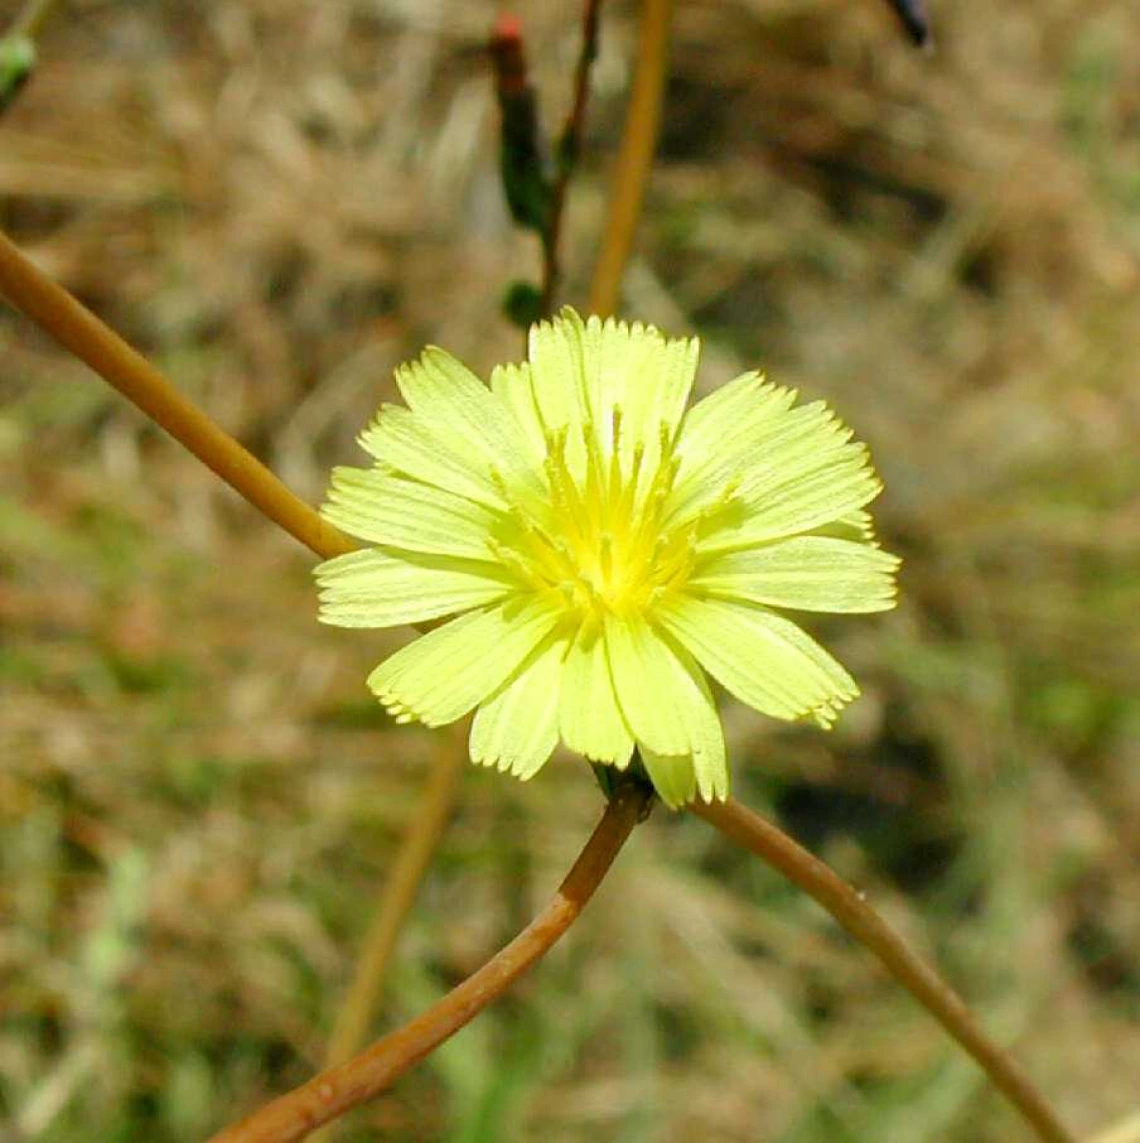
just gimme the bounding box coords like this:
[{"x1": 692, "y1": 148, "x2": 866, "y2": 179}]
[
  {"x1": 692, "y1": 797, "x2": 1076, "y2": 1143},
  {"x1": 0, "y1": 229, "x2": 355, "y2": 561},
  {"x1": 587, "y1": 0, "x2": 673, "y2": 317},
  {"x1": 539, "y1": 0, "x2": 604, "y2": 315},
  {"x1": 308, "y1": 735, "x2": 466, "y2": 1143},
  {"x1": 207, "y1": 780, "x2": 653, "y2": 1143}
]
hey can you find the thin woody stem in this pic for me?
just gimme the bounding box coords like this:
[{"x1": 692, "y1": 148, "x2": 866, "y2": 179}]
[
  {"x1": 587, "y1": 0, "x2": 673, "y2": 317},
  {"x1": 539, "y1": 0, "x2": 604, "y2": 315},
  {"x1": 692, "y1": 796, "x2": 1076, "y2": 1143},
  {"x1": 0, "y1": 229, "x2": 354, "y2": 561},
  {"x1": 308, "y1": 735, "x2": 467, "y2": 1143},
  {"x1": 207, "y1": 781, "x2": 653, "y2": 1143}
]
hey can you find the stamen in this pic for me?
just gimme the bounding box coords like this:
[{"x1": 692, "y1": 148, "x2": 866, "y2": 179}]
[
  {"x1": 580, "y1": 416, "x2": 606, "y2": 534},
  {"x1": 657, "y1": 419, "x2": 671, "y2": 457},
  {"x1": 488, "y1": 401, "x2": 696, "y2": 626},
  {"x1": 599, "y1": 533, "x2": 614, "y2": 581}
]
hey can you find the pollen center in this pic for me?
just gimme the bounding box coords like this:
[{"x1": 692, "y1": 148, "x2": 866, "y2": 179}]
[{"x1": 491, "y1": 410, "x2": 702, "y2": 624}]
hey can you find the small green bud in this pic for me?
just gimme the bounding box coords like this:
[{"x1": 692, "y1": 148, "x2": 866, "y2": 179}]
[
  {"x1": 501, "y1": 280, "x2": 544, "y2": 329},
  {"x1": 0, "y1": 36, "x2": 36, "y2": 113}
]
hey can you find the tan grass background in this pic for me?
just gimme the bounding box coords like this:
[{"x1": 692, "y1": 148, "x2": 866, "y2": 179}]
[{"x1": 2, "y1": 1, "x2": 1139, "y2": 1140}]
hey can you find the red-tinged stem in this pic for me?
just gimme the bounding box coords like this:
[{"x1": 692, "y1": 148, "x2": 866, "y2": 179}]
[
  {"x1": 692, "y1": 796, "x2": 1076, "y2": 1143},
  {"x1": 207, "y1": 781, "x2": 653, "y2": 1143}
]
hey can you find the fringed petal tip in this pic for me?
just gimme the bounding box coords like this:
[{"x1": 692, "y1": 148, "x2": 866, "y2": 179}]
[
  {"x1": 470, "y1": 745, "x2": 555, "y2": 781},
  {"x1": 641, "y1": 747, "x2": 730, "y2": 811},
  {"x1": 536, "y1": 306, "x2": 673, "y2": 349},
  {"x1": 806, "y1": 684, "x2": 860, "y2": 729}
]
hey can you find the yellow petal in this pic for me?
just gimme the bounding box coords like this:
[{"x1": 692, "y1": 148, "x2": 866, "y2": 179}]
[
  {"x1": 678, "y1": 645, "x2": 729, "y2": 803},
  {"x1": 490, "y1": 360, "x2": 547, "y2": 468},
  {"x1": 395, "y1": 348, "x2": 542, "y2": 496},
  {"x1": 527, "y1": 309, "x2": 592, "y2": 436},
  {"x1": 315, "y1": 548, "x2": 512, "y2": 628},
  {"x1": 658, "y1": 595, "x2": 858, "y2": 727},
  {"x1": 587, "y1": 312, "x2": 697, "y2": 459},
  {"x1": 691, "y1": 537, "x2": 900, "y2": 613},
  {"x1": 368, "y1": 597, "x2": 559, "y2": 727},
  {"x1": 471, "y1": 635, "x2": 566, "y2": 779},
  {"x1": 528, "y1": 310, "x2": 699, "y2": 492},
  {"x1": 359, "y1": 404, "x2": 506, "y2": 511},
  {"x1": 604, "y1": 615, "x2": 692, "y2": 757},
  {"x1": 558, "y1": 624, "x2": 634, "y2": 766},
  {"x1": 321, "y1": 468, "x2": 501, "y2": 560},
  {"x1": 813, "y1": 509, "x2": 877, "y2": 543},
  {"x1": 637, "y1": 640, "x2": 727, "y2": 807},
  {"x1": 671, "y1": 380, "x2": 879, "y2": 545},
  {"x1": 639, "y1": 748, "x2": 696, "y2": 809},
  {"x1": 698, "y1": 449, "x2": 883, "y2": 552},
  {"x1": 671, "y1": 372, "x2": 796, "y2": 506}
]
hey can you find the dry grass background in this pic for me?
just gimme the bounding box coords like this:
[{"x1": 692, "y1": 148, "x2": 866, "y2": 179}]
[{"x1": 2, "y1": 1, "x2": 1139, "y2": 1140}]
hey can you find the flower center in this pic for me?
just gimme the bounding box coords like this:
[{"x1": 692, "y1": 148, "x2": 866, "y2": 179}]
[{"x1": 490, "y1": 410, "x2": 700, "y2": 625}]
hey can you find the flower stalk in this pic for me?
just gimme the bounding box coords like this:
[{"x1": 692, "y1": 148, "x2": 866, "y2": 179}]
[
  {"x1": 207, "y1": 779, "x2": 653, "y2": 1143},
  {"x1": 0, "y1": 229, "x2": 354, "y2": 561},
  {"x1": 588, "y1": 0, "x2": 673, "y2": 317},
  {"x1": 692, "y1": 796, "x2": 1076, "y2": 1143}
]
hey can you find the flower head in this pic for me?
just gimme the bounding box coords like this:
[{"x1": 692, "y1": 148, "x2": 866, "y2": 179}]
[{"x1": 315, "y1": 309, "x2": 898, "y2": 807}]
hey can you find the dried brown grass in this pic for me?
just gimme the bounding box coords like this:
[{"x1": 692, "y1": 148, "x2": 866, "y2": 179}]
[{"x1": 2, "y1": 1, "x2": 1139, "y2": 1140}]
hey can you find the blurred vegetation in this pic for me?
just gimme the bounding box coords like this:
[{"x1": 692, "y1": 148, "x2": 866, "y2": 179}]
[{"x1": 2, "y1": 1, "x2": 1139, "y2": 1141}]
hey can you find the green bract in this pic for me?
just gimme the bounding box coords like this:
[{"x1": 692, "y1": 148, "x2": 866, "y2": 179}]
[{"x1": 315, "y1": 309, "x2": 899, "y2": 807}]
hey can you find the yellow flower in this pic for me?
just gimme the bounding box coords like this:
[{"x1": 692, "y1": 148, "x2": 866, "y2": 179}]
[{"x1": 315, "y1": 309, "x2": 898, "y2": 807}]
